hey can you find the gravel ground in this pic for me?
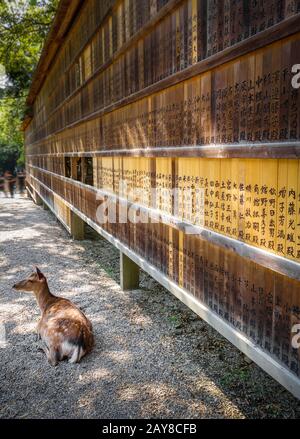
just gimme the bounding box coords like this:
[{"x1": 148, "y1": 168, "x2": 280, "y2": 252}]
[{"x1": 0, "y1": 195, "x2": 300, "y2": 419}]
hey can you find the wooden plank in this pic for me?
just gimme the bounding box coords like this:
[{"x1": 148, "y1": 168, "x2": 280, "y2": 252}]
[
  {"x1": 29, "y1": 182, "x2": 300, "y2": 399},
  {"x1": 26, "y1": 13, "x2": 300, "y2": 137},
  {"x1": 28, "y1": 167, "x2": 300, "y2": 282},
  {"x1": 25, "y1": 0, "x2": 300, "y2": 397}
]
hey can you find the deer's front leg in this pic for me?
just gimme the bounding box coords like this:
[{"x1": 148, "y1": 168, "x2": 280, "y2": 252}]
[{"x1": 36, "y1": 320, "x2": 42, "y2": 341}]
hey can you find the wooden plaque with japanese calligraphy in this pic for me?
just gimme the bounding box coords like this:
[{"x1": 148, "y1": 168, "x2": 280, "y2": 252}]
[{"x1": 24, "y1": 0, "x2": 300, "y2": 398}]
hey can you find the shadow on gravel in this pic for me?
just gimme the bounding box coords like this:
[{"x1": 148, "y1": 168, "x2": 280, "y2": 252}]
[{"x1": 1, "y1": 198, "x2": 300, "y2": 419}]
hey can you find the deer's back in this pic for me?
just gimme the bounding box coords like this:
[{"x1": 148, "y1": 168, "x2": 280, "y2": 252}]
[{"x1": 39, "y1": 298, "x2": 94, "y2": 360}]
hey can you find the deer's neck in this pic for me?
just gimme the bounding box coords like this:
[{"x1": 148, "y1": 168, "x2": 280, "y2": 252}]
[{"x1": 34, "y1": 281, "x2": 55, "y2": 312}]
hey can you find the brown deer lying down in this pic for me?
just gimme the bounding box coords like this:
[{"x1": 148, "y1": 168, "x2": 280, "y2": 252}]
[{"x1": 13, "y1": 267, "x2": 94, "y2": 366}]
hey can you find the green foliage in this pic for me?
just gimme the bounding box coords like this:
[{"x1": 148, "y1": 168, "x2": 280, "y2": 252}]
[
  {"x1": 0, "y1": 0, "x2": 58, "y2": 173},
  {"x1": 0, "y1": 0, "x2": 59, "y2": 96},
  {"x1": 0, "y1": 144, "x2": 19, "y2": 173},
  {"x1": 0, "y1": 95, "x2": 25, "y2": 171}
]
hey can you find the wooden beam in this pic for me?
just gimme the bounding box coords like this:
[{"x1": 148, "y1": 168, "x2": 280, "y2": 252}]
[
  {"x1": 28, "y1": 169, "x2": 300, "y2": 282},
  {"x1": 26, "y1": 0, "x2": 84, "y2": 107},
  {"x1": 28, "y1": 12, "x2": 300, "y2": 142},
  {"x1": 27, "y1": 141, "x2": 300, "y2": 159},
  {"x1": 30, "y1": 185, "x2": 300, "y2": 400},
  {"x1": 28, "y1": 185, "x2": 71, "y2": 233}
]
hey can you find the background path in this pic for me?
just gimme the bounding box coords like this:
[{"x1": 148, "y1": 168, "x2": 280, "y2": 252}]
[{"x1": 0, "y1": 197, "x2": 299, "y2": 418}]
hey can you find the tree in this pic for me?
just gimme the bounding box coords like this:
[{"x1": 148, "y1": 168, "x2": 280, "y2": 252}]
[
  {"x1": 0, "y1": 0, "x2": 58, "y2": 173},
  {"x1": 0, "y1": 0, "x2": 59, "y2": 96}
]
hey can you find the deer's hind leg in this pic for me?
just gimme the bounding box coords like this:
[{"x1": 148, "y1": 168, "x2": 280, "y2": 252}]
[
  {"x1": 46, "y1": 347, "x2": 59, "y2": 367},
  {"x1": 40, "y1": 341, "x2": 59, "y2": 366}
]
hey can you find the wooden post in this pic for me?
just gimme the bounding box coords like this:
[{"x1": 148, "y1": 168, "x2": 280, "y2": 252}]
[
  {"x1": 34, "y1": 191, "x2": 43, "y2": 206},
  {"x1": 120, "y1": 252, "x2": 140, "y2": 290},
  {"x1": 26, "y1": 187, "x2": 32, "y2": 200},
  {"x1": 70, "y1": 210, "x2": 85, "y2": 240}
]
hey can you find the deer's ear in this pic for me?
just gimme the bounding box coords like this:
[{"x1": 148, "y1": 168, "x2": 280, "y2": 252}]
[{"x1": 36, "y1": 267, "x2": 44, "y2": 280}]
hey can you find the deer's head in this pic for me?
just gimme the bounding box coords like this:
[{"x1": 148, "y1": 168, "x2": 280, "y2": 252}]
[{"x1": 13, "y1": 267, "x2": 46, "y2": 292}]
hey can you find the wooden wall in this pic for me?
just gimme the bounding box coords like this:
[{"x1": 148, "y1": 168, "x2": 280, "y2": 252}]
[{"x1": 25, "y1": 0, "x2": 300, "y2": 392}]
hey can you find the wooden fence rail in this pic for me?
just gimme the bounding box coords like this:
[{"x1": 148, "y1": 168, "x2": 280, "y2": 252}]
[{"x1": 25, "y1": 0, "x2": 300, "y2": 398}]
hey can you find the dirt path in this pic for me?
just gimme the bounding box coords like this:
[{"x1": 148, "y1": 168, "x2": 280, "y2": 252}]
[{"x1": 0, "y1": 196, "x2": 299, "y2": 419}]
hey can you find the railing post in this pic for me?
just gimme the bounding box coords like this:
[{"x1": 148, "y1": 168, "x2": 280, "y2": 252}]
[
  {"x1": 70, "y1": 210, "x2": 85, "y2": 240},
  {"x1": 120, "y1": 252, "x2": 140, "y2": 291},
  {"x1": 35, "y1": 191, "x2": 43, "y2": 206}
]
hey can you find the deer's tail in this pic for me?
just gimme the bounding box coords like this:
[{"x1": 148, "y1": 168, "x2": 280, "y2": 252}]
[
  {"x1": 68, "y1": 327, "x2": 86, "y2": 363},
  {"x1": 76, "y1": 327, "x2": 86, "y2": 362}
]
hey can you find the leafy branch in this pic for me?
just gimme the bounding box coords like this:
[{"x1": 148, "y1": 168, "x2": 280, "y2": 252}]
[{"x1": 0, "y1": 0, "x2": 58, "y2": 171}]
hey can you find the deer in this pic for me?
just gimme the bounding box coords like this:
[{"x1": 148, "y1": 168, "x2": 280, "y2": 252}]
[{"x1": 13, "y1": 267, "x2": 94, "y2": 366}]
